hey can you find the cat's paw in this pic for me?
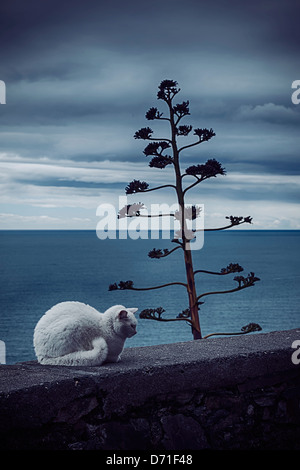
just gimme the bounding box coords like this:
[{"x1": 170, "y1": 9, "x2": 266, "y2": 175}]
[{"x1": 105, "y1": 353, "x2": 122, "y2": 363}]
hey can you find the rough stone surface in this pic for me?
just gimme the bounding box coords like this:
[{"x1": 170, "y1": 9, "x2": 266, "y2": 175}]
[{"x1": 0, "y1": 329, "x2": 300, "y2": 450}]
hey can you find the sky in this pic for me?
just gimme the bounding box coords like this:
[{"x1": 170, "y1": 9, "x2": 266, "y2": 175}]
[{"x1": 0, "y1": 0, "x2": 299, "y2": 230}]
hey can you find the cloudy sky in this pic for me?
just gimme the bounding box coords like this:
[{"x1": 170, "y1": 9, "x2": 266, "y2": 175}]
[{"x1": 0, "y1": 0, "x2": 299, "y2": 230}]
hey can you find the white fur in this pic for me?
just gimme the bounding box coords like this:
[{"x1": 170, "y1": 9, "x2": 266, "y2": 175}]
[{"x1": 33, "y1": 302, "x2": 138, "y2": 366}]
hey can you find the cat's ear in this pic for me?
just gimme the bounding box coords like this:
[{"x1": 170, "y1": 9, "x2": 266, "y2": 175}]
[
  {"x1": 128, "y1": 308, "x2": 138, "y2": 314},
  {"x1": 118, "y1": 310, "x2": 128, "y2": 320}
]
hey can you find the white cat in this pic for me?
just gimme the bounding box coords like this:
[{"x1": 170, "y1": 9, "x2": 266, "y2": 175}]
[{"x1": 33, "y1": 302, "x2": 138, "y2": 366}]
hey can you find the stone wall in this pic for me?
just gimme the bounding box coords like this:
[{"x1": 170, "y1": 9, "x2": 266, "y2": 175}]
[{"x1": 0, "y1": 329, "x2": 300, "y2": 450}]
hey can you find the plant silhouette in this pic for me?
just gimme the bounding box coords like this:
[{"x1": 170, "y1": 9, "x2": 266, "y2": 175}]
[{"x1": 109, "y1": 80, "x2": 261, "y2": 340}]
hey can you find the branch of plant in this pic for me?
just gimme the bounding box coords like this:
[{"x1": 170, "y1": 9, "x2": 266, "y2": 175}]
[
  {"x1": 194, "y1": 269, "x2": 233, "y2": 276},
  {"x1": 109, "y1": 280, "x2": 188, "y2": 291},
  {"x1": 196, "y1": 283, "x2": 255, "y2": 302},
  {"x1": 148, "y1": 246, "x2": 182, "y2": 258},
  {"x1": 196, "y1": 219, "x2": 251, "y2": 232},
  {"x1": 194, "y1": 263, "x2": 244, "y2": 277},
  {"x1": 123, "y1": 213, "x2": 175, "y2": 218},
  {"x1": 203, "y1": 323, "x2": 262, "y2": 339},
  {"x1": 141, "y1": 315, "x2": 193, "y2": 325},
  {"x1": 178, "y1": 138, "x2": 204, "y2": 154},
  {"x1": 139, "y1": 307, "x2": 198, "y2": 330},
  {"x1": 131, "y1": 281, "x2": 188, "y2": 291},
  {"x1": 147, "y1": 136, "x2": 172, "y2": 143},
  {"x1": 182, "y1": 175, "x2": 203, "y2": 194},
  {"x1": 139, "y1": 184, "x2": 177, "y2": 193}
]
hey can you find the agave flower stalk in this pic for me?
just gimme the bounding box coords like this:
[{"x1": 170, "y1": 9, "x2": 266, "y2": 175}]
[{"x1": 109, "y1": 80, "x2": 260, "y2": 340}]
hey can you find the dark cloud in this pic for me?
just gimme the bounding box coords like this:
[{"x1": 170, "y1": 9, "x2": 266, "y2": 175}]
[
  {"x1": 2, "y1": 0, "x2": 299, "y2": 54},
  {"x1": 0, "y1": 0, "x2": 299, "y2": 228}
]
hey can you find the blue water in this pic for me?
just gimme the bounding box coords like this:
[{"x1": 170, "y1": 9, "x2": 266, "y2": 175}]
[{"x1": 0, "y1": 230, "x2": 299, "y2": 364}]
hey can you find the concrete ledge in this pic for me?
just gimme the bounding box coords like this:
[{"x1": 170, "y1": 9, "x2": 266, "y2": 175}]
[{"x1": 0, "y1": 329, "x2": 300, "y2": 450}]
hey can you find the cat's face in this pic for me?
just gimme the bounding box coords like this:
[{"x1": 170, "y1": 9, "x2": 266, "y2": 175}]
[
  {"x1": 118, "y1": 308, "x2": 138, "y2": 338},
  {"x1": 107, "y1": 305, "x2": 138, "y2": 339}
]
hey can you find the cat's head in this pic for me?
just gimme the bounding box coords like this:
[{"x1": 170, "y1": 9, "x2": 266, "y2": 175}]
[{"x1": 106, "y1": 305, "x2": 138, "y2": 339}]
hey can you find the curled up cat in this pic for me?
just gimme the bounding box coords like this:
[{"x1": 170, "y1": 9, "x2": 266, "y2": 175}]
[{"x1": 33, "y1": 302, "x2": 138, "y2": 366}]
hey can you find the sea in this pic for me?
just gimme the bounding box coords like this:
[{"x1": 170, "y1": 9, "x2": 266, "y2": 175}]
[{"x1": 0, "y1": 230, "x2": 299, "y2": 364}]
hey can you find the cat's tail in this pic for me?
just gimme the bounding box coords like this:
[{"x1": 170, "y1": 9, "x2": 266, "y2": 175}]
[{"x1": 38, "y1": 337, "x2": 108, "y2": 366}]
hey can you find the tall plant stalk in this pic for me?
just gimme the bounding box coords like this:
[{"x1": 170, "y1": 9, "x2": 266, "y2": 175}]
[{"x1": 109, "y1": 80, "x2": 261, "y2": 340}]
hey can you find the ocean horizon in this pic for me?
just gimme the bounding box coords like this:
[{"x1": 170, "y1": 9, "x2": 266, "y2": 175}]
[{"x1": 0, "y1": 229, "x2": 299, "y2": 364}]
